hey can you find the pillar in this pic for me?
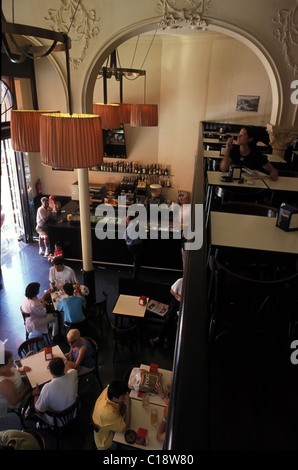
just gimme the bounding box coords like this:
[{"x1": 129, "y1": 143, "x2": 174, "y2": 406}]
[{"x1": 77, "y1": 167, "x2": 95, "y2": 307}]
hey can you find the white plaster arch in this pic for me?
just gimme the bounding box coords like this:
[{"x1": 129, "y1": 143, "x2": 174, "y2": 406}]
[
  {"x1": 22, "y1": 35, "x2": 69, "y2": 111},
  {"x1": 83, "y1": 16, "x2": 282, "y2": 125}
]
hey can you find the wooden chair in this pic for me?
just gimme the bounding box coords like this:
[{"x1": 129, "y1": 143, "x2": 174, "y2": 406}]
[
  {"x1": 220, "y1": 201, "x2": 278, "y2": 217},
  {"x1": 18, "y1": 336, "x2": 44, "y2": 358},
  {"x1": 20, "y1": 306, "x2": 52, "y2": 345},
  {"x1": 89, "y1": 291, "x2": 109, "y2": 336},
  {"x1": 44, "y1": 398, "x2": 83, "y2": 450},
  {"x1": 215, "y1": 185, "x2": 266, "y2": 204},
  {"x1": 209, "y1": 256, "x2": 298, "y2": 347},
  {"x1": 20, "y1": 307, "x2": 30, "y2": 340},
  {"x1": 24, "y1": 429, "x2": 46, "y2": 450},
  {"x1": 110, "y1": 322, "x2": 136, "y2": 362},
  {"x1": 83, "y1": 336, "x2": 103, "y2": 389},
  {"x1": 64, "y1": 319, "x2": 88, "y2": 337}
]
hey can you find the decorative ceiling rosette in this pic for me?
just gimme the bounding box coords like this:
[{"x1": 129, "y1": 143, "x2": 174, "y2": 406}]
[
  {"x1": 45, "y1": 0, "x2": 100, "y2": 69},
  {"x1": 157, "y1": 0, "x2": 210, "y2": 30}
]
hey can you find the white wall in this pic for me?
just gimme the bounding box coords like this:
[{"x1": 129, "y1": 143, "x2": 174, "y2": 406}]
[{"x1": 31, "y1": 31, "x2": 272, "y2": 198}]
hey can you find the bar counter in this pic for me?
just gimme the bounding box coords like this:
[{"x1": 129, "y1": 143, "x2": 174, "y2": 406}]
[{"x1": 47, "y1": 201, "x2": 183, "y2": 271}]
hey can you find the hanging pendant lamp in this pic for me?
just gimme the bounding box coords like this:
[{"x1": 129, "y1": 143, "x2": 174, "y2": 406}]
[
  {"x1": 93, "y1": 103, "x2": 121, "y2": 129},
  {"x1": 130, "y1": 104, "x2": 158, "y2": 127},
  {"x1": 10, "y1": 110, "x2": 59, "y2": 152},
  {"x1": 40, "y1": 113, "x2": 104, "y2": 168},
  {"x1": 117, "y1": 103, "x2": 132, "y2": 124}
]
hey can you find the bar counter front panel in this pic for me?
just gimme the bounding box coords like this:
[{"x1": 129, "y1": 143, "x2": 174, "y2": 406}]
[{"x1": 47, "y1": 201, "x2": 183, "y2": 271}]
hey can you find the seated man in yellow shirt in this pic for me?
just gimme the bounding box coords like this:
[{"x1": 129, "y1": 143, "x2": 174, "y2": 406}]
[{"x1": 92, "y1": 380, "x2": 131, "y2": 450}]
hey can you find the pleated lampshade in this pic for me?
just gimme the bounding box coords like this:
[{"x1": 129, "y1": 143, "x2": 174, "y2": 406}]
[
  {"x1": 10, "y1": 110, "x2": 59, "y2": 152},
  {"x1": 130, "y1": 104, "x2": 158, "y2": 127},
  {"x1": 39, "y1": 113, "x2": 104, "y2": 168},
  {"x1": 93, "y1": 103, "x2": 121, "y2": 129},
  {"x1": 113, "y1": 103, "x2": 132, "y2": 124}
]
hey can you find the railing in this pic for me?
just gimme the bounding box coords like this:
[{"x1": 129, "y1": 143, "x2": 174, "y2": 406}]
[{"x1": 164, "y1": 147, "x2": 209, "y2": 450}]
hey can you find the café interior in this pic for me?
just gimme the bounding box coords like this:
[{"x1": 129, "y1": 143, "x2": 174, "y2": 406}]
[{"x1": 1, "y1": 0, "x2": 298, "y2": 451}]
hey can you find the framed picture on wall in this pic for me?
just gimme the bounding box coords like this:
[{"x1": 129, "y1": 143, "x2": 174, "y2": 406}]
[{"x1": 236, "y1": 95, "x2": 260, "y2": 112}]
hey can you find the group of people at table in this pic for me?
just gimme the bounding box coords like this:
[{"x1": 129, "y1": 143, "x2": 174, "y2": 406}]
[{"x1": 0, "y1": 348, "x2": 171, "y2": 450}]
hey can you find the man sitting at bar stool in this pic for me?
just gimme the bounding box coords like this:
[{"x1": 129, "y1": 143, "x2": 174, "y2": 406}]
[{"x1": 56, "y1": 283, "x2": 87, "y2": 333}]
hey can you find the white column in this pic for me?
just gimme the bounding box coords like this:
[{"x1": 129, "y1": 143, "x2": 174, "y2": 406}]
[{"x1": 77, "y1": 167, "x2": 93, "y2": 271}]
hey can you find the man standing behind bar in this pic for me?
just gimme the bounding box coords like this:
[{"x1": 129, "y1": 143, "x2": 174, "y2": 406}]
[{"x1": 125, "y1": 215, "x2": 143, "y2": 279}]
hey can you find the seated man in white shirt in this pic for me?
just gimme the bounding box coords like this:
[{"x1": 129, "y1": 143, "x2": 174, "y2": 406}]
[
  {"x1": 42, "y1": 258, "x2": 78, "y2": 304},
  {"x1": 32, "y1": 357, "x2": 78, "y2": 427},
  {"x1": 49, "y1": 258, "x2": 78, "y2": 291}
]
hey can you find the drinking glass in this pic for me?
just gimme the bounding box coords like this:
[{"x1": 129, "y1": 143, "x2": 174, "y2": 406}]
[
  {"x1": 151, "y1": 408, "x2": 158, "y2": 425},
  {"x1": 142, "y1": 393, "x2": 149, "y2": 409}
]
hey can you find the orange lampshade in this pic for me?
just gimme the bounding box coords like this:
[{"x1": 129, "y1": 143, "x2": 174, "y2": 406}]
[
  {"x1": 113, "y1": 103, "x2": 132, "y2": 124},
  {"x1": 40, "y1": 113, "x2": 104, "y2": 168},
  {"x1": 130, "y1": 104, "x2": 158, "y2": 127},
  {"x1": 93, "y1": 103, "x2": 121, "y2": 129},
  {"x1": 10, "y1": 110, "x2": 59, "y2": 152}
]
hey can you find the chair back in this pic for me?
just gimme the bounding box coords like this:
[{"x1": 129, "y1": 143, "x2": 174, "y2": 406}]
[
  {"x1": 25, "y1": 430, "x2": 46, "y2": 450},
  {"x1": 46, "y1": 398, "x2": 80, "y2": 429},
  {"x1": 110, "y1": 322, "x2": 137, "y2": 362},
  {"x1": 89, "y1": 291, "x2": 108, "y2": 335},
  {"x1": 18, "y1": 336, "x2": 44, "y2": 358},
  {"x1": 111, "y1": 322, "x2": 137, "y2": 344},
  {"x1": 220, "y1": 201, "x2": 278, "y2": 217},
  {"x1": 215, "y1": 185, "x2": 265, "y2": 204},
  {"x1": 20, "y1": 306, "x2": 30, "y2": 340},
  {"x1": 84, "y1": 336, "x2": 98, "y2": 355},
  {"x1": 81, "y1": 336, "x2": 102, "y2": 389},
  {"x1": 210, "y1": 256, "x2": 298, "y2": 344}
]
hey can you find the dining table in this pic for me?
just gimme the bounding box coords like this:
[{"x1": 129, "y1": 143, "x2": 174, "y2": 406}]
[
  {"x1": 113, "y1": 398, "x2": 164, "y2": 450},
  {"x1": 210, "y1": 211, "x2": 298, "y2": 254},
  {"x1": 20, "y1": 345, "x2": 66, "y2": 387},
  {"x1": 50, "y1": 284, "x2": 89, "y2": 309},
  {"x1": 128, "y1": 364, "x2": 172, "y2": 407},
  {"x1": 112, "y1": 294, "x2": 148, "y2": 327}
]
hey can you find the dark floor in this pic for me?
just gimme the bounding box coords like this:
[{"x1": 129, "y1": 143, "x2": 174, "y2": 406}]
[{"x1": 1, "y1": 241, "x2": 298, "y2": 451}]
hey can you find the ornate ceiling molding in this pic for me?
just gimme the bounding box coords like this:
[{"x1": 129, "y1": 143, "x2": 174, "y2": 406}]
[
  {"x1": 266, "y1": 123, "x2": 298, "y2": 150},
  {"x1": 45, "y1": 0, "x2": 100, "y2": 70},
  {"x1": 157, "y1": 0, "x2": 210, "y2": 30},
  {"x1": 273, "y1": 4, "x2": 298, "y2": 76}
]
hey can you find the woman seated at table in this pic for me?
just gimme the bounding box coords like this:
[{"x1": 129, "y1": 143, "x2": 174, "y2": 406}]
[
  {"x1": 65, "y1": 329, "x2": 96, "y2": 376},
  {"x1": 21, "y1": 282, "x2": 59, "y2": 341},
  {"x1": 220, "y1": 125, "x2": 278, "y2": 181},
  {"x1": 0, "y1": 350, "x2": 31, "y2": 418}
]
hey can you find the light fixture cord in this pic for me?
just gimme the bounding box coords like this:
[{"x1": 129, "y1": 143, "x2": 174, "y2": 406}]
[
  {"x1": 130, "y1": 36, "x2": 140, "y2": 68},
  {"x1": 66, "y1": 0, "x2": 81, "y2": 35},
  {"x1": 140, "y1": 28, "x2": 158, "y2": 69}
]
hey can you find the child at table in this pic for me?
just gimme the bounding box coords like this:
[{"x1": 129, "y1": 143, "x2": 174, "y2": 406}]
[{"x1": 48, "y1": 241, "x2": 64, "y2": 265}]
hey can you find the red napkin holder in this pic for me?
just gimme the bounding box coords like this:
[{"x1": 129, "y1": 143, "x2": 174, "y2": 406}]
[
  {"x1": 150, "y1": 363, "x2": 158, "y2": 373},
  {"x1": 136, "y1": 428, "x2": 148, "y2": 446},
  {"x1": 139, "y1": 295, "x2": 146, "y2": 306},
  {"x1": 44, "y1": 347, "x2": 53, "y2": 361}
]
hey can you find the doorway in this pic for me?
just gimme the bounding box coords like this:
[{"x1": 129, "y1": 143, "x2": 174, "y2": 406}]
[{"x1": 1, "y1": 79, "x2": 27, "y2": 265}]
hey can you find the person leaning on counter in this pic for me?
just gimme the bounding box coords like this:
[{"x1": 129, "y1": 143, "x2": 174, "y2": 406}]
[{"x1": 220, "y1": 125, "x2": 278, "y2": 181}]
